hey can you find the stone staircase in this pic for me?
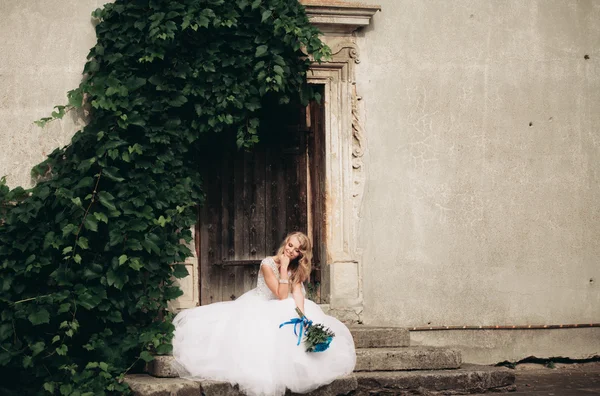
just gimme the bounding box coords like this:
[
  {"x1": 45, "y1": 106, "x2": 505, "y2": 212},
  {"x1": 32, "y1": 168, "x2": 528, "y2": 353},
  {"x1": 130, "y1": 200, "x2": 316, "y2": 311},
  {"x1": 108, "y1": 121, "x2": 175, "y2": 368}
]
[{"x1": 125, "y1": 327, "x2": 515, "y2": 395}]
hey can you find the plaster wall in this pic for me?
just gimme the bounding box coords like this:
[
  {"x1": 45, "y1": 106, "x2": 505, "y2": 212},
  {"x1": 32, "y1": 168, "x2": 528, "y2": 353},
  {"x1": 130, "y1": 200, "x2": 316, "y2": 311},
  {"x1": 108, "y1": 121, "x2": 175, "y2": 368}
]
[
  {"x1": 350, "y1": 0, "x2": 600, "y2": 362},
  {"x1": 0, "y1": 0, "x2": 102, "y2": 188}
]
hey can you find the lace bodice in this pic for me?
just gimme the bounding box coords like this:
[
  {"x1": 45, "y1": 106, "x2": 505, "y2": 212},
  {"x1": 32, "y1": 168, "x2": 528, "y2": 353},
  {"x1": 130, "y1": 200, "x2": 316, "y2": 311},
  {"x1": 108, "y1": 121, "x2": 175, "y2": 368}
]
[
  {"x1": 256, "y1": 257, "x2": 279, "y2": 299},
  {"x1": 255, "y1": 257, "x2": 306, "y2": 299}
]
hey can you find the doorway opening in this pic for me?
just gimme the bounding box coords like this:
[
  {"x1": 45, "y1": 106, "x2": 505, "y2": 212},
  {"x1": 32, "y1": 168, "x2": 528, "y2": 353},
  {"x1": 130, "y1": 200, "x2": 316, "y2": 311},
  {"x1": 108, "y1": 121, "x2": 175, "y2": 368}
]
[{"x1": 196, "y1": 87, "x2": 327, "y2": 304}]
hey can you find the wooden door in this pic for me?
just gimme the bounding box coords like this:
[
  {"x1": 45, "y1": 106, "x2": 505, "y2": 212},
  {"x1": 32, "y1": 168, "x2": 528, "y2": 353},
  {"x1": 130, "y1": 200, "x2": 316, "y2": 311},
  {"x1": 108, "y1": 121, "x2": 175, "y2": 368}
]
[{"x1": 198, "y1": 103, "x2": 322, "y2": 305}]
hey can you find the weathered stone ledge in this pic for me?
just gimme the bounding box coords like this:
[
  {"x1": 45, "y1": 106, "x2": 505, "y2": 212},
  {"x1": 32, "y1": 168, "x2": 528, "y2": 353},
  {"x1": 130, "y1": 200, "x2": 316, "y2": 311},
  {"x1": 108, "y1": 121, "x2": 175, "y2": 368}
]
[
  {"x1": 355, "y1": 347, "x2": 462, "y2": 372},
  {"x1": 128, "y1": 365, "x2": 514, "y2": 395}
]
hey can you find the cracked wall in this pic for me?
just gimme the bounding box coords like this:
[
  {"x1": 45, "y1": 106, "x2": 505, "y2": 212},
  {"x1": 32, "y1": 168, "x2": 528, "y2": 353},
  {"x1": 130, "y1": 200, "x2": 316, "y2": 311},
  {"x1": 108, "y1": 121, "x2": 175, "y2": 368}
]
[{"x1": 350, "y1": 0, "x2": 600, "y2": 363}]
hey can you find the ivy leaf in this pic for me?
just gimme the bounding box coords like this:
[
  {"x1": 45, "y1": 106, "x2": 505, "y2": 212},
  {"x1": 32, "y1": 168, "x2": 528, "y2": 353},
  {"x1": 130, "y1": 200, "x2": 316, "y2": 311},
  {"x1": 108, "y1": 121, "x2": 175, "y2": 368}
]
[
  {"x1": 71, "y1": 197, "x2": 83, "y2": 207},
  {"x1": 106, "y1": 270, "x2": 117, "y2": 287},
  {"x1": 93, "y1": 212, "x2": 108, "y2": 224},
  {"x1": 255, "y1": 45, "x2": 268, "y2": 58},
  {"x1": 105, "y1": 310, "x2": 123, "y2": 323},
  {"x1": 84, "y1": 216, "x2": 98, "y2": 232},
  {"x1": 97, "y1": 191, "x2": 117, "y2": 211},
  {"x1": 43, "y1": 231, "x2": 57, "y2": 250},
  {"x1": 56, "y1": 344, "x2": 68, "y2": 356},
  {"x1": 28, "y1": 309, "x2": 50, "y2": 325},
  {"x1": 126, "y1": 77, "x2": 146, "y2": 91},
  {"x1": 172, "y1": 264, "x2": 189, "y2": 279},
  {"x1": 59, "y1": 384, "x2": 72, "y2": 394},
  {"x1": 62, "y1": 223, "x2": 78, "y2": 237},
  {"x1": 155, "y1": 343, "x2": 173, "y2": 355},
  {"x1": 139, "y1": 351, "x2": 154, "y2": 363},
  {"x1": 168, "y1": 94, "x2": 188, "y2": 107},
  {"x1": 103, "y1": 168, "x2": 125, "y2": 182},
  {"x1": 67, "y1": 88, "x2": 84, "y2": 108},
  {"x1": 106, "y1": 270, "x2": 127, "y2": 290},
  {"x1": 118, "y1": 255, "x2": 128, "y2": 265},
  {"x1": 261, "y1": 10, "x2": 272, "y2": 22},
  {"x1": 30, "y1": 341, "x2": 45, "y2": 357},
  {"x1": 142, "y1": 235, "x2": 161, "y2": 254},
  {"x1": 51, "y1": 106, "x2": 66, "y2": 119},
  {"x1": 273, "y1": 65, "x2": 284, "y2": 75},
  {"x1": 129, "y1": 258, "x2": 143, "y2": 271},
  {"x1": 77, "y1": 237, "x2": 89, "y2": 249},
  {"x1": 23, "y1": 356, "x2": 33, "y2": 368},
  {"x1": 198, "y1": 15, "x2": 210, "y2": 28}
]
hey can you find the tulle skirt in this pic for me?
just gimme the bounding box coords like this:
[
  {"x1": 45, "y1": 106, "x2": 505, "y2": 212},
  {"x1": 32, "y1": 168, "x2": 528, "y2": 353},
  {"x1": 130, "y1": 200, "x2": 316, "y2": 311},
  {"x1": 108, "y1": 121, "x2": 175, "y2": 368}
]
[{"x1": 171, "y1": 290, "x2": 356, "y2": 396}]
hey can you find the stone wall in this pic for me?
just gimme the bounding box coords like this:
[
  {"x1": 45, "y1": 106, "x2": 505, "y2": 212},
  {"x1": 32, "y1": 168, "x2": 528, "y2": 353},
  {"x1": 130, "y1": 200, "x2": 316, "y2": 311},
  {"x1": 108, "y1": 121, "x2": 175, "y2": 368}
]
[
  {"x1": 0, "y1": 0, "x2": 101, "y2": 188},
  {"x1": 350, "y1": 0, "x2": 600, "y2": 363}
]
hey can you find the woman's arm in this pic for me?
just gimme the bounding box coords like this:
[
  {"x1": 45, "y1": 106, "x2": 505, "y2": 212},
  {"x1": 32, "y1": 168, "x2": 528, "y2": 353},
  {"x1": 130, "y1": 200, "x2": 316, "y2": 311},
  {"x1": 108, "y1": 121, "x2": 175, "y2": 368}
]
[
  {"x1": 291, "y1": 281, "x2": 305, "y2": 315},
  {"x1": 261, "y1": 256, "x2": 290, "y2": 300}
]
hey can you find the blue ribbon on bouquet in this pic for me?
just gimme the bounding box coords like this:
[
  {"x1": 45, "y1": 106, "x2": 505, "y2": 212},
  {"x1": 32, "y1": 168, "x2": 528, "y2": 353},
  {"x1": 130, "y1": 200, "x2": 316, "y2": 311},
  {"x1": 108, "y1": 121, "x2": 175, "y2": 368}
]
[{"x1": 279, "y1": 316, "x2": 313, "y2": 346}]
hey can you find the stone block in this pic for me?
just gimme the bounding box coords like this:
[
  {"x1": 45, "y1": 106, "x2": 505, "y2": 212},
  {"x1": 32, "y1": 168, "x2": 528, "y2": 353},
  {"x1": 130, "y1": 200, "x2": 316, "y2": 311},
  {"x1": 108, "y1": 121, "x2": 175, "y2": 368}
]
[
  {"x1": 354, "y1": 364, "x2": 515, "y2": 394},
  {"x1": 350, "y1": 326, "x2": 410, "y2": 348},
  {"x1": 200, "y1": 380, "x2": 244, "y2": 396},
  {"x1": 125, "y1": 374, "x2": 201, "y2": 396},
  {"x1": 355, "y1": 347, "x2": 462, "y2": 371},
  {"x1": 146, "y1": 355, "x2": 178, "y2": 378}
]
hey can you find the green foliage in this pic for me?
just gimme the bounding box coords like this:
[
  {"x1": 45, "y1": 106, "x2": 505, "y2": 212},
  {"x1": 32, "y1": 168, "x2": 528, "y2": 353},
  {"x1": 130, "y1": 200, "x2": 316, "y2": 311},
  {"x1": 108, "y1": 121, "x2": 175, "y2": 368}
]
[
  {"x1": 303, "y1": 323, "x2": 335, "y2": 353},
  {"x1": 0, "y1": 0, "x2": 328, "y2": 394}
]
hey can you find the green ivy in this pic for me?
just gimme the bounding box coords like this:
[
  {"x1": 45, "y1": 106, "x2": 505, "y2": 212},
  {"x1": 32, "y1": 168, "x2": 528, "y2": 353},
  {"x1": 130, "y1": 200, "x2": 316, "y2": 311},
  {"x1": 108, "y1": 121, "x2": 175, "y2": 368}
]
[{"x1": 0, "y1": 0, "x2": 329, "y2": 394}]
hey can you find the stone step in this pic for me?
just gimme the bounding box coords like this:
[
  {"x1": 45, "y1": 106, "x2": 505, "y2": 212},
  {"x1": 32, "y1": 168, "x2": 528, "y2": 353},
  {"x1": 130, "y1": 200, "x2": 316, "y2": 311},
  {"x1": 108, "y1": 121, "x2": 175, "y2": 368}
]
[
  {"x1": 127, "y1": 365, "x2": 515, "y2": 395},
  {"x1": 355, "y1": 347, "x2": 462, "y2": 372},
  {"x1": 350, "y1": 326, "x2": 410, "y2": 348},
  {"x1": 354, "y1": 364, "x2": 516, "y2": 395},
  {"x1": 148, "y1": 346, "x2": 461, "y2": 378},
  {"x1": 126, "y1": 374, "x2": 357, "y2": 396}
]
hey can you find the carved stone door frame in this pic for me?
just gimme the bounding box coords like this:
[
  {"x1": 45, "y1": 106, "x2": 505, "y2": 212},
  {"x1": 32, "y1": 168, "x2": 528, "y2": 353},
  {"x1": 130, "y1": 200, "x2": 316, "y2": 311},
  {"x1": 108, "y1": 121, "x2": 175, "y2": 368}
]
[{"x1": 303, "y1": 1, "x2": 379, "y2": 321}]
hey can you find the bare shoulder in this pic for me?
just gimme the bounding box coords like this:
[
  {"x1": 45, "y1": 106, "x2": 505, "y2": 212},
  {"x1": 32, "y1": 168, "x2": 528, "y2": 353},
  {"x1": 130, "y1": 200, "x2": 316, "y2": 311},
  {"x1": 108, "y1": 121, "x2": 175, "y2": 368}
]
[{"x1": 260, "y1": 257, "x2": 278, "y2": 275}]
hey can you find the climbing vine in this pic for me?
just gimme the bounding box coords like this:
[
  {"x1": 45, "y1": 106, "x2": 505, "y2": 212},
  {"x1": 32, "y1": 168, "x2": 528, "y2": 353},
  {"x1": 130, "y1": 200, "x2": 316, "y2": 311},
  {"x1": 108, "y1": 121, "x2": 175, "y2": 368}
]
[{"x1": 0, "y1": 0, "x2": 329, "y2": 394}]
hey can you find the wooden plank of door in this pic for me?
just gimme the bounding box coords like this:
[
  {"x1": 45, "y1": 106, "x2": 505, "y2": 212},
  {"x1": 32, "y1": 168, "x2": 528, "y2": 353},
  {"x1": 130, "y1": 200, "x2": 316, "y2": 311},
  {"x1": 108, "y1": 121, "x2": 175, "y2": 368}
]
[
  {"x1": 220, "y1": 145, "x2": 234, "y2": 266},
  {"x1": 200, "y1": 173, "x2": 222, "y2": 305},
  {"x1": 234, "y1": 150, "x2": 252, "y2": 299},
  {"x1": 285, "y1": 126, "x2": 308, "y2": 234},
  {"x1": 264, "y1": 149, "x2": 276, "y2": 256},
  {"x1": 251, "y1": 146, "x2": 267, "y2": 284},
  {"x1": 241, "y1": 149, "x2": 261, "y2": 293},
  {"x1": 225, "y1": 150, "x2": 245, "y2": 301},
  {"x1": 274, "y1": 145, "x2": 288, "y2": 247}
]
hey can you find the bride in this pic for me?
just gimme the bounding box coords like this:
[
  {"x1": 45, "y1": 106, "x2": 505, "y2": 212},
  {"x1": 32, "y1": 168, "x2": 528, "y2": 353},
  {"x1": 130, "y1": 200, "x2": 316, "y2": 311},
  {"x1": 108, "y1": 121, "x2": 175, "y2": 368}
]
[{"x1": 171, "y1": 232, "x2": 356, "y2": 396}]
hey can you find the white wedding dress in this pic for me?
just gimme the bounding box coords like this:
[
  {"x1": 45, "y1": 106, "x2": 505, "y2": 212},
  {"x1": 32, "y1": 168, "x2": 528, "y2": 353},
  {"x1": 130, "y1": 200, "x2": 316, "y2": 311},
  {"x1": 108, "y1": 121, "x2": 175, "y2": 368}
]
[{"x1": 171, "y1": 257, "x2": 356, "y2": 396}]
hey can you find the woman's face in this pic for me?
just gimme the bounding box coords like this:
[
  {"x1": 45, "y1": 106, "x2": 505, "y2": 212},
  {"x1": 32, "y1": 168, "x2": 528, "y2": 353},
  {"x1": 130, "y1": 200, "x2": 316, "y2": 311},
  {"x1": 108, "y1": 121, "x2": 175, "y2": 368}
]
[{"x1": 284, "y1": 236, "x2": 302, "y2": 260}]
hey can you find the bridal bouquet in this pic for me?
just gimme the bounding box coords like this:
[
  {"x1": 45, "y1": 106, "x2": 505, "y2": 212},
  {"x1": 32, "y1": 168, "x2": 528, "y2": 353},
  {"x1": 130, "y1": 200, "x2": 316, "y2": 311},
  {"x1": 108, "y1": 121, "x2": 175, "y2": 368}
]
[{"x1": 279, "y1": 307, "x2": 335, "y2": 353}]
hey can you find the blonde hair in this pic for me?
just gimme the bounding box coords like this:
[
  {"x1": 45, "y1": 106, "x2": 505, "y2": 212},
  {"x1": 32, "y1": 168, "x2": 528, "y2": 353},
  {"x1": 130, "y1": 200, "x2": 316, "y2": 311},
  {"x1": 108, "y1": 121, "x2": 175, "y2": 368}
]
[{"x1": 275, "y1": 231, "x2": 312, "y2": 287}]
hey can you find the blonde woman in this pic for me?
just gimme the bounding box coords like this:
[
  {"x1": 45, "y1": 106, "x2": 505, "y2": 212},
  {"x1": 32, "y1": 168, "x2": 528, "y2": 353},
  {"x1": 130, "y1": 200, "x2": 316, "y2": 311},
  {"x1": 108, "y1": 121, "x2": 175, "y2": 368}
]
[{"x1": 172, "y1": 232, "x2": 356, "y2": 396}]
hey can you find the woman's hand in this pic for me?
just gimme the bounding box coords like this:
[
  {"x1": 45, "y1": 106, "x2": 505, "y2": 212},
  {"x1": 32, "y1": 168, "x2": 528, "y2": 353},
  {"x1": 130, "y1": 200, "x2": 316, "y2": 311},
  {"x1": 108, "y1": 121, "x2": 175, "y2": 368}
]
[{"x1": 279, "y1": 253, "x2": 290, "y2": 269}]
